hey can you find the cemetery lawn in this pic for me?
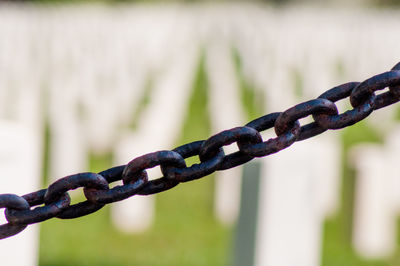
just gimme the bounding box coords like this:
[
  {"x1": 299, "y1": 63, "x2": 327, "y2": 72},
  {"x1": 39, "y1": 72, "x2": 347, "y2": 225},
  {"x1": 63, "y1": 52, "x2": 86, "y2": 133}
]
[{"x1": 39, "y1": 179, "x2": 231, "y2": 266}]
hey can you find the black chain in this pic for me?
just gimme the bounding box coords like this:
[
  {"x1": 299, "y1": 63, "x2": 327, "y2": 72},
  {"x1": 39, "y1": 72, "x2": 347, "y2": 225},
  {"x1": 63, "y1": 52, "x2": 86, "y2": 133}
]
[{"x1": 1, "y1": 62, "x2": 400, "y2": 240}]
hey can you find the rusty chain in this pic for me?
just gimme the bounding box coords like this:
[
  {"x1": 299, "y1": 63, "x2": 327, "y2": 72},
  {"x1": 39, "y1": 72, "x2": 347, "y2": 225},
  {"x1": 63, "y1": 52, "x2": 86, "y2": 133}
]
[{"x1": 1, "y1": 62, "x2": 400, "y2": 239}]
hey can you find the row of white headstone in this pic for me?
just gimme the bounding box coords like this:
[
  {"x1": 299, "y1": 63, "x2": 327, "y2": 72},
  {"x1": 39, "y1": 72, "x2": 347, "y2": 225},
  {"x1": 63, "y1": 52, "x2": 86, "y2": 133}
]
[
  {"x1": 1, "y1": 4, "x2": 400, "y2": 266},
  {"x1": 351, "y1": 126, "x2": 400, "y2": 259}
]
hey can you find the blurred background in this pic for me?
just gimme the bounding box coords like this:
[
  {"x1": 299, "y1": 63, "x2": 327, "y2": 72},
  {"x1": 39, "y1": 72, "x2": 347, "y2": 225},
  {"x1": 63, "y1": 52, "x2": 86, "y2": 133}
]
[{"x1": 1, "y1": 0, "x2": 400, "y2": 265}]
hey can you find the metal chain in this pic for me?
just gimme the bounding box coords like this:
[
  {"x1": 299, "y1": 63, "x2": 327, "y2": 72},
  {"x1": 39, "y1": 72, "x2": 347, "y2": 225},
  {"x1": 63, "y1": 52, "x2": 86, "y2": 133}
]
[{"x1": 1, "y1": 62, "x2": 400, "y2": 240}]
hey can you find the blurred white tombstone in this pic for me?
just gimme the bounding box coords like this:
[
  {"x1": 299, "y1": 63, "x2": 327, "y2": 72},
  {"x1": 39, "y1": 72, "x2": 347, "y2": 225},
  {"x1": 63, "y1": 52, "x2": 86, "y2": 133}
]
[
  {"x1": 384, "y1": 126, "x2": 400, "y2": 213},
  {"x1": 48, "y1": 76, "x2": 88, "y2": 180},
  {"x1": 111, "y1": 39, "x2": 198, "y2": 233},
  {"x1": 351, "y1": 144, "x2": 396, "y2": 258},
  {"x1": 350, "y1": 126, "x2": 400, "y2": 259},
  {"x1": 80, "y1": 67, "x2": 121, "y2": 154},
  {"x1": 206, "y1": 39, "x2": 245, "y2": 225},
  {"x1": 0, "y1": 121, "x2": 41, "y2": 266},
  {"x1": 313, "y1": 134, "x2": 341, "y2": 218},
  {"x1": 255, "y1": 139, "x2": 340, "y2": 266},
  {"x1": 112, "y1": 51, "x2": 147, "y2": 128},
  {"x1": 112, "y1": 132, "x2": 156, "y2": 233}
]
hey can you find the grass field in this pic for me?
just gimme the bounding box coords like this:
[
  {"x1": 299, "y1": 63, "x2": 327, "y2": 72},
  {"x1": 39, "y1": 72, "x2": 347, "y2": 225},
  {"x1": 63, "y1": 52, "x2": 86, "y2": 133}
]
[{"x1": 39, "y1": 51, "x2": 400, "y2": 265}]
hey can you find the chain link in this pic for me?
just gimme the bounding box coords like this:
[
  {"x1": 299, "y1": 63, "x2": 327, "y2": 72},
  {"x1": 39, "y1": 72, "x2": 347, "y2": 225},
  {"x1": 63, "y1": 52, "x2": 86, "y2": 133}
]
[{"x1": 1, "y1": 63, "x2": 400, "y2": 239}]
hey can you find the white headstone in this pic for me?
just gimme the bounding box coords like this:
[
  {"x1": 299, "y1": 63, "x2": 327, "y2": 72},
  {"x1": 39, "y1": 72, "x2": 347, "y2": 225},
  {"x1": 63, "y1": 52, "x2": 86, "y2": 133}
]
[
  {"x1": 255, "y1": 140, "x2": 336, "y2": 266},
  {"x1": 0, "y1": 121, "x2": 41, "y2": 266},
  {"x1": 112, "y1": 133, "x2": 156, "y2": 233},
  {"x1": 206, "y1": 39, "x2": 245, "y2": 225},
  {"x1": 351, "y1": 144, "x2": 396, "y2": 258},
  {"x1": 384, "y1": 126, "x2": 400, "y2": 213},
  {"x1": 48, "y1": 76, "x2": 88, "y2": 180}
]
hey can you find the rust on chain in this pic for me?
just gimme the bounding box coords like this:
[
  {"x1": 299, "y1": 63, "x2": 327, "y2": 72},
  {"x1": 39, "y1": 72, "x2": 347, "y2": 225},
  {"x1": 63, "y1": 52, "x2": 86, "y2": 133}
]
[
  {"x1": 313, "y1": 82, "x2": 374, "y2": 129},
  {"x1": 1, "y1": 62, "x2": 400, "y2": 239},
  {"x1": 161, "y1": 140, "x2": 225, "y2": 182}
]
